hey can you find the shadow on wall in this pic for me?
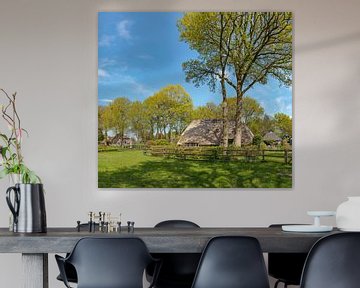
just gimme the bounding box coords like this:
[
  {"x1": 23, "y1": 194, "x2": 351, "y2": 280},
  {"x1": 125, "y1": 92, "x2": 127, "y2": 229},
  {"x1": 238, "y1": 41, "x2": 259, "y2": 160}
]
[{"x1": 296, "y1": 31, "x2": 360, "y2": 53}]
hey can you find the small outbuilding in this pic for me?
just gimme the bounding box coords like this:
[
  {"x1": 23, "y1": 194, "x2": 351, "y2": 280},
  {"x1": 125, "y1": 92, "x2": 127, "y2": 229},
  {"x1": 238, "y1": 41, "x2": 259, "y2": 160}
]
[
  {"x1": 263, "y1": 131, "x2": 282, "y2": 145},
  {"x1": 177, "y1": 119, "x2": 254, "y2": 147},
  {"x1": 111, "y1": 134, "x2": 134, "y2": 147}
]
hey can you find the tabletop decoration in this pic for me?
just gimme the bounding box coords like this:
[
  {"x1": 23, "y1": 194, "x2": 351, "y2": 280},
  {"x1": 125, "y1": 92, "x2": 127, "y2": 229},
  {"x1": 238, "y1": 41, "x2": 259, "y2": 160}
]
[
  {"x1": 336, "y1": 197, "x2": 360, "y2": 231},
  {"x1": 0, "y1": 88, "x2": 46, "y2": 233}
]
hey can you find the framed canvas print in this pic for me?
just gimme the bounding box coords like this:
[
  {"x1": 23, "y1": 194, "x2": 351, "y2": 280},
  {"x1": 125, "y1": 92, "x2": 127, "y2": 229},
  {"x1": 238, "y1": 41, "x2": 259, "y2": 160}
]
[{"x1": 98, "y1": 12, "x2": 293, "y2": 188}]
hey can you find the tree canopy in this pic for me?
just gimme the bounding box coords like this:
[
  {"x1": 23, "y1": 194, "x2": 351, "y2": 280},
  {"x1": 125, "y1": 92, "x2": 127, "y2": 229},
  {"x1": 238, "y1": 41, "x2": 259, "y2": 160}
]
[
  {"x1": 178, "y1": 12, "x2": 292, "y2": 146},
  {"x1": 98, "y1": 84, "x2": 288, "y2": 146}
]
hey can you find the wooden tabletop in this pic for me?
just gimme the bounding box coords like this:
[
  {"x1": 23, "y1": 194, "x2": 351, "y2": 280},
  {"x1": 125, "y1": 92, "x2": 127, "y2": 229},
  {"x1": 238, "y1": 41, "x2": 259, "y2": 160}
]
[{"x1": 0, "y1": 227, "x2": 340, "y2": 253}]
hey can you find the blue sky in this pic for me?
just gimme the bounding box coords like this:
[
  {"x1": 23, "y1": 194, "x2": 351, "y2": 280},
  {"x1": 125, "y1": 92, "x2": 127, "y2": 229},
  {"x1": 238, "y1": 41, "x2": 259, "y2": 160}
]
[{"x1": 98, "y1": 12, "x2": 292, "y2": 117}]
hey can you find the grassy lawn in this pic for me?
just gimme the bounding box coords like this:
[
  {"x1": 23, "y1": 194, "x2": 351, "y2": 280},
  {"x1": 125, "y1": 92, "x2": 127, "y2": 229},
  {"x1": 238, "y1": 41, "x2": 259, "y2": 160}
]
[{"x1": 98, "y1": 150, "x2": 292, "y2": 188}]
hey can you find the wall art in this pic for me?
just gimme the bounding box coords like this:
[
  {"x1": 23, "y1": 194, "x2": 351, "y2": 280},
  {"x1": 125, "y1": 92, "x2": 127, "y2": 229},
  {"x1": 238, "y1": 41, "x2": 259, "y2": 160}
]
[{"x1": 98, "y1": 12, "x2": 293, "y2": 188}]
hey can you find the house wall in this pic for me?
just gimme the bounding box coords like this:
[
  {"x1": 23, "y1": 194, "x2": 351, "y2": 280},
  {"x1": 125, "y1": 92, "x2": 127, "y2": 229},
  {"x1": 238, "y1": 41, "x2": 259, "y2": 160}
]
[{"x1": 0, "y1": 0, "x2": 360, "y2": 286}]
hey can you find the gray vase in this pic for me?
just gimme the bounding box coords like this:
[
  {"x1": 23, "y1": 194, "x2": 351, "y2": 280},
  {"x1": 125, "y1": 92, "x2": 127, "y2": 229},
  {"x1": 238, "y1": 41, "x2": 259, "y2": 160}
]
[{"x1": 6, "y1": 183, "x2": 47, "y2": 233}]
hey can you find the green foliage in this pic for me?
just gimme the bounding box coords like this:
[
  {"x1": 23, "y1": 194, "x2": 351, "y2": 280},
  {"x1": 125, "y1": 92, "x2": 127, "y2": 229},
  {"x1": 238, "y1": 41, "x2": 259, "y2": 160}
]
[
  {"x1": 128, "y1": 101, "x2": 149, "y2": 142},
  {"x1": 227, "y1": 96, "x2": 265, "y2": 124},
  {"x1": 0, "y1": 89, "x2": 41, "y2": 183},
  {"x1": 281, "y1": 139, "x2": 292, "y2": 150},
  {"x1": 259, "y1": 142, "x2": 267, "y2": 150},
  {"x1": 252, "y1": 135, "x2": 263, "y2": 147},
  {"x1": 274, "y1": 113, "x2": 292, "y2": 138},
  {"x1": 147, "y1": 139, "x2": 171, "y2": 146},
  {"x1": 98, "y1": 128, "x2": 105, "y2": 142},
  {"x1": 192, "y1": 102, "x2": 222, "y2": 120},
  {"x1": 248, "y1": 114, "x2": 275, "y2": 137},
  {"x1": 178, "y1": 12, "x2": 292, "y2": 146},
  {"x1": 144, "y1": 84, "x2": 193, "y2": 140}
]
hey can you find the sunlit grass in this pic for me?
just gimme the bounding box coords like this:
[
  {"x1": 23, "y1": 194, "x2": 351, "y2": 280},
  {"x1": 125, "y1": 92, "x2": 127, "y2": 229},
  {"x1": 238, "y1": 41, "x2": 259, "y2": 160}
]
[{"x1": 98, "y1": 150, "x2": 292, "y2": 188}]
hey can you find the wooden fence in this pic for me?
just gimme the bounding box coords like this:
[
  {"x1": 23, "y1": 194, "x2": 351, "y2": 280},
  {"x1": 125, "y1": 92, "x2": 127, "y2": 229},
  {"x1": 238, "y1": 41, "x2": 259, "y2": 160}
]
[{"x1": 144, "y1": 146, "x2": 292, "y2": 164}]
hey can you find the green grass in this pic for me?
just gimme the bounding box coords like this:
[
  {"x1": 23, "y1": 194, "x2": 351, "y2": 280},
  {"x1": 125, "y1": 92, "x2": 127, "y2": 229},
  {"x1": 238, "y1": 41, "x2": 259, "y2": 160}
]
[{"x1": 98, "y1": 150, "x2": 292, "y2": 188}]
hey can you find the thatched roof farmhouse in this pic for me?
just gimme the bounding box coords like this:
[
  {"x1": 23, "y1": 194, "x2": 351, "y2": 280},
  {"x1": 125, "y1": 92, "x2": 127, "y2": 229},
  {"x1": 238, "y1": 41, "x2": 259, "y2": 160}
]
[
  {"x1": 177, "y1": 119, "x2": 254, "y2": 146},
  {"x1": 111, "y1": 134, "x2": 134, "y2": 146},
  {"x1": 263, "y1": 131, "x2": 282, "y2": 144}
]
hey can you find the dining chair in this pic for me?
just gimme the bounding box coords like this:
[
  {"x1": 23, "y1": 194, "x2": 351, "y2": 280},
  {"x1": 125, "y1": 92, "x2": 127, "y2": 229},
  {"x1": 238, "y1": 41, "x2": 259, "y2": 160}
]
[
  {"x1": 191, "y1": 236, "x2": 270, "y2": 288},
  {"x1": 268, "y1": 224, "x2": 308, "y2": 288},
  {"x1": 55, "y1": 237, "x2": 161, "y2": 288},
  {"x1": 300, "y1": 232, "x2": 360, "y2": 288},
  {"x1": 56, "y1": 223, "x2": 99, "y2": 284},
  {"x1": 147, "y1": 220, "x2": 201, "y2": 288}
]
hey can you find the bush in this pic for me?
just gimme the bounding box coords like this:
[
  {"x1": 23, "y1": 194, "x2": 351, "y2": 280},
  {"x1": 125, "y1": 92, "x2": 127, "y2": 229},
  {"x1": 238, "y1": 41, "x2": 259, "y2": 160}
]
[
  {"x1": 146, "y1": 139, "x2": 171, "y2": 146},
  {"x1": 252, "y1": 135, "x2": 262, "y2": 147}
]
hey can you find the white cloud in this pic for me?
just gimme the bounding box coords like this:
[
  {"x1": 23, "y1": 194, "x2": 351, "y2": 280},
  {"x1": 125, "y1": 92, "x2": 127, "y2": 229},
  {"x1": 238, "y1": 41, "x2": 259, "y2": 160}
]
[
  {"x1": 99, "y1": 99, "x2": 113, "y2": 104},
  {"x1": 98, "y1": 70, "x2": 153, "y2": 97},
  {"x1": 99, "y1": 58, "x2": 117, "y2": 68},
  {"x1": 122, "y1": 75, "x2": 153, "y2": 96},
  {"x1": 99, "y1": 35, "x2": 116, "y2": 47},
  {"x1": 98, "y1": 68, "x2": 110, "y2": 78},
  {"x1": 117, "y1": 20, "x2": 133, "y2": 40},
  {"x1": 275, "y1": 96, "x2": 292, "y2": 116}
]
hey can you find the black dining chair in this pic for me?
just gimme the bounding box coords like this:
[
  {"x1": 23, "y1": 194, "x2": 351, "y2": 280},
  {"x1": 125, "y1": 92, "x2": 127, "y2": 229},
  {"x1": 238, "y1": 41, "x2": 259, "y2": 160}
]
[
  {"x1": 55, "y1": 237, "x2": 161, "y2": 288},
  {"x1": 191, "y1": 236, "x2": 270, "y2": 288},
  {"x1": 268, "y1": 224, "x2": 308, "y2": 288},
  {"x1": 147, "y1": 220, "x2": 201, "y2": 288},
  {"x1": 56, "y1": 223, "x2": 99, "y2": 284},
  {"x1": 300, "y1": 232, "x2": 360, "y2": 288}
]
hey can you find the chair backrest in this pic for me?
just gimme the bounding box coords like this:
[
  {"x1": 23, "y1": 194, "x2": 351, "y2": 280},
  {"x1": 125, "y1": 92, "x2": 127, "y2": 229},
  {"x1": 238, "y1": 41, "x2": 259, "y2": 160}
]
[
  {"x1": 300, "y1": 232, "x2": 360, "y2": 288},
  {"x1": 67, "y1": 237, "x2": 154, "y2": 288},
  {"x1": 155, "y1": 220, "x2": 200, "y2": 228},
  {"x1": 151, "y1": 220, "x2": 201, "y2": 286},
  {"x1": 191, "y1": 236, "x2": 269, "y2": 288}
]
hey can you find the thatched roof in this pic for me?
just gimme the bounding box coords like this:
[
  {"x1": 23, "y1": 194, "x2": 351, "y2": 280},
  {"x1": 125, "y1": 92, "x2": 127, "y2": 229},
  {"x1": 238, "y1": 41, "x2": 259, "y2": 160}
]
[
  {"x1": 263, "y1": 131, "x2": 281, "y2": 142},
  {"x1": 111, "y1": 134, "x2": 134, "y2": 145},
  {"x1": 177, "y1": 119, "x2": 254, "y2": 146}
]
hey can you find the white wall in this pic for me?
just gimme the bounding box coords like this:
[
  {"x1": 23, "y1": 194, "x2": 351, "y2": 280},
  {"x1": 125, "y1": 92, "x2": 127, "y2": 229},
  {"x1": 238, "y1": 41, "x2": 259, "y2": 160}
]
[{"x1": 1, "y1": 0, "x2": 360, "y2": 286}]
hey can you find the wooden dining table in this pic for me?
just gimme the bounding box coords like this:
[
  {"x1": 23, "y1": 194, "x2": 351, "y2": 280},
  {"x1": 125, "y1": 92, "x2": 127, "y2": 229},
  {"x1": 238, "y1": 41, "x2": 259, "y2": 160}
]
[{"x1": 0, "y1": 226, "x2": 339, "y2": 288}]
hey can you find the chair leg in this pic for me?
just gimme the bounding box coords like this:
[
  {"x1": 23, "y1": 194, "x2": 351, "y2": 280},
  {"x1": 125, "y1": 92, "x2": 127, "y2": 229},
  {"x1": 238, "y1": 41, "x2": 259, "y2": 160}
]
[{"x1": 274, "y1": 280, "x2": 289, "y2": 288}]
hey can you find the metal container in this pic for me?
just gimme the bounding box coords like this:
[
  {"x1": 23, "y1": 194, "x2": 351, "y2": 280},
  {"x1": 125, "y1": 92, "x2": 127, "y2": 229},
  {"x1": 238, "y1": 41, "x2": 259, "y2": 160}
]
[{"x1": 6, "y1": 183, "x2": 47, "y2": 233}]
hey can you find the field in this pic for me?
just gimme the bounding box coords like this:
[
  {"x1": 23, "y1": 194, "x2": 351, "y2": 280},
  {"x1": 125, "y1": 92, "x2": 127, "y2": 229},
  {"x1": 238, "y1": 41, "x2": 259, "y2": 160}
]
[{"x1": 98, "y1": 150, "x2": 292, "y2": 188}]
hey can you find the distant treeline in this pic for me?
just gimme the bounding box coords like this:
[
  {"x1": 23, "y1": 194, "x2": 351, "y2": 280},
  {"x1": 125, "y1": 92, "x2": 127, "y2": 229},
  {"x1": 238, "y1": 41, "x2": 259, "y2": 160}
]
[{"x1": 98, "y1": 84, "x2": 292, "y2": 145}]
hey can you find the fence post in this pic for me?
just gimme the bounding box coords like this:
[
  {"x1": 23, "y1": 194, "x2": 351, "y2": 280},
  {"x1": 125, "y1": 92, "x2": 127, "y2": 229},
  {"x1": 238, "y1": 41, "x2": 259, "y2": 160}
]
[
  {"x1": 285, "y1": 150, "x2": 288, "y2": 164},
  {"x1": 262, "y1": 150, "x2": 265, "y2": 161}
]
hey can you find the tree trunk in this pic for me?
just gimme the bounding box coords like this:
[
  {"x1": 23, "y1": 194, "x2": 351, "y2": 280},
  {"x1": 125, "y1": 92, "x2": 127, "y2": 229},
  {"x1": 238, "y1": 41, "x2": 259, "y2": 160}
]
[
  {"x1": 234, "y1": 86, "x2": 244, "y2": 147},
  {"x1": 221, "y1": 79, "x2": 229, "y2": 148}
]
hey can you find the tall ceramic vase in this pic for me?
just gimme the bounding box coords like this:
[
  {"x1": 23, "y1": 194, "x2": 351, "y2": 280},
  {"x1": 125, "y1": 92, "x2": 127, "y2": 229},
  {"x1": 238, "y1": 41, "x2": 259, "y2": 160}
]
[
  {"x1": 6, "y1": 183, "x2": 47, "y2": 233},
  {"x1": 336, "y1": 197, "x2": 360, "y2": 231}
]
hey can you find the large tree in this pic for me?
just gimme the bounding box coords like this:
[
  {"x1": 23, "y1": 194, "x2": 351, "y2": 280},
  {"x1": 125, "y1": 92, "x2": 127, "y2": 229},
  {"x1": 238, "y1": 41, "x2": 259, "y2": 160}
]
[
  {"x1": 192, "y1": 102, "x2": 222, "y2": 120},
  {"x1": 178, "y1": 13, "x2": 236, "y2": 147},
  {"x1": 144, "y1": 84, "x2": 192, "y2": 140},
  {"x1": 178, "y1": 12, "x2": 292, "y2": 146},
  {"x1": 108, "y1": 97, "x2": 131, "y2": 145},
  {"x1": 128, "y1": 101, "x2": 149, "y2": 142},
  {"x1": 227, "y1": 96, "x2": 265, "y2": 124},
  {"x1": 273, "y1": 112, "x2": 292, "y2": 138}
]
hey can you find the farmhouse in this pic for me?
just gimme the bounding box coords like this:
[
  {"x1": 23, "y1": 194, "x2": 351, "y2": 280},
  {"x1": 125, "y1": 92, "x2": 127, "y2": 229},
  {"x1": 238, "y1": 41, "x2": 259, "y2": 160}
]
[
  {"x1": 177, "y1": 119, "x2": 254, "y2": 147},
  {"x1": 111, "y1": 134, "x2": 134, "y2": 147},
  {"x1": 263, "y1": 131, "x2": 282, "y2": 145}
]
